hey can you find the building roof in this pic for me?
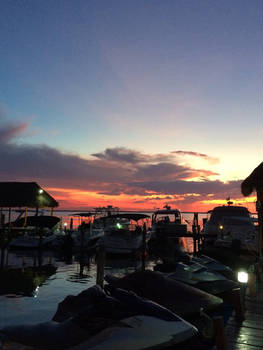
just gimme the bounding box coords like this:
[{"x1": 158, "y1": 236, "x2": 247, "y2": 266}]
[{"x1": 0, "y1": 182, "x2": 59, "y2": 208}]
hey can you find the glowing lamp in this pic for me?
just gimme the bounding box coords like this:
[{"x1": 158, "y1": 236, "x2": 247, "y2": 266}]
[
  {"x1": 39, "y1": 189, "x2": 43, "y2": 194},
  {"x1": 237, "y1": 271, "x2": 248, "y2": 283},
  {"x1": 219, "y1": 225, "x2": 223, "y2": 230},
  {"x1": 116, "y1": 222, "x2": 122, "y2": 229}
]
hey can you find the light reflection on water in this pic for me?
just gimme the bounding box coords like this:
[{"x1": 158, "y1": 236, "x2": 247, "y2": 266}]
[
  {"x1": 0, "y1": 211, "x2": 200, "y2": 328},
  {"x1": 0, "y1": 250, "x2": 146, "y2": 328}
]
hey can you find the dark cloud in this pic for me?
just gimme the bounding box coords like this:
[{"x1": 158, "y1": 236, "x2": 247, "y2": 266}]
[
  {"x1": 0, "y1": 122, "x2": 28, "y2": 144},
  {"x1": 172, "y1": 150, "x2": 219, "y2": 164},
  {"x1": 135, "y1": 163, "x2": 218, "y2": 181},
  {"x1": 0, "y1": 143, "x2": 133, "y2": 188},
  {"x1": 130, "y1": 180, "x2": 241, "y2": 197},
  {"x1": 92, "y1": 147, "x2": 147, "y2": 164},
  {"x1": 92, "y1": 147, "x2": 173, "y2": 164},
  {"x1": 0, "y1": 122, "x2": 242, "y2": 204}
]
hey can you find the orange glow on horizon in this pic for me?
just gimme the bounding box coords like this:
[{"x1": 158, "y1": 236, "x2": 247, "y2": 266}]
[{"x1": 45, "y1": 187, "x2": 257, "y2": 213}]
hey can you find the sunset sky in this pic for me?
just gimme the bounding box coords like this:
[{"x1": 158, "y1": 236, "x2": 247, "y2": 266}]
[{"x1": 1, "y1": 0, "x2": 263, "y2": 212}]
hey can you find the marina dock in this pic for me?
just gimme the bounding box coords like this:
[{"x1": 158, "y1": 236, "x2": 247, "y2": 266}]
[{"x1": 218, "y1": 269, "x2": 263, "y2": 350}]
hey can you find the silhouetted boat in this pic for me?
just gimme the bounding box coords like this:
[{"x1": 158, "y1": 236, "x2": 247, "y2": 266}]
[
  {"x1": 203, "y1": 205, "x2": 258, "y2": 252},
  {"x1": 148, "y1": 206, "x2": 190, "y2": 262},
  {"x1": 0, "y1": 285, "x2": 198, "y2": 350},
  {"x1": 104, "y1": 269, "x2": 223, "y2": 342},
  {"x1": 97, "y1": 213, "x2": 150, "y2": 256},
  {"x1": 8, "y1": 216, "x2": 63, "y2": 250}
]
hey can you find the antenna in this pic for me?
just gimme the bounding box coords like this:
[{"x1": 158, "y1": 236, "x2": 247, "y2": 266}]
[{"x1": 226, "y1": 197, "x2": 233, "y2": 206}]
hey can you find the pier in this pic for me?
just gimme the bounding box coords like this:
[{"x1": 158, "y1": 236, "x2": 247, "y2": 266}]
[{"x1": 214, "y1": 266, "x2": 263, "y2": 350}]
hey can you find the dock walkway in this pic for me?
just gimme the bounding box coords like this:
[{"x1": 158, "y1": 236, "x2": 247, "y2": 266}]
[{"x1": 224, "y1": 277, "x2": 263, "y2": 349}]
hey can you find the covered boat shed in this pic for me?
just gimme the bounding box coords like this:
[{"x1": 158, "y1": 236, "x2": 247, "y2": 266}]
[{"x1": 0, "y1": 182, "x2": 59, "y2": 227}]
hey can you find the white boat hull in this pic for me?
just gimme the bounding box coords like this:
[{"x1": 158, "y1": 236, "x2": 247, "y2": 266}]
[{"x1": 69, "y1": 315, "x2": 197, "y2": 350}]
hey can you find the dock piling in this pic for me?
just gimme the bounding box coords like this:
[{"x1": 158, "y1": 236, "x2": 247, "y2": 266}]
[
  {"x1": 232, "y1": 287, "x2": 245, "y2": 322},
  {"x1": 248, "y1": 271, "x2": 256, "y2": 297},
  {"x1": 96, "y1": 243, "x2": 105, "y2": 288},
  {"x1": 213, "y1": 316, "x2": 228, "y2": 350}
]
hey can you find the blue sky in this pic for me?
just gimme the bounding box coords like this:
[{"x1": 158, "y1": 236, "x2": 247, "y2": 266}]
[{"x1": 1, "y1": 0, "x2": 263, "y2": 210}]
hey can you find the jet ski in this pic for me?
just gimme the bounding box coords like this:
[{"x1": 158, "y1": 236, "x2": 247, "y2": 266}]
[
  {"x1": 155, "y1": 253, "x2": 236, "y2": 281},
  {"x1": 104, "y1": 269, "x2": 224, "y2": 343},
  {"x1": 0, "y1": 285, "x2": 197, "y2": 350},
  {"x1": 191, "y1": 255, "x2": 236, "y2": 280},
  {"x1": 163, "y1": 261, "x2": 239, "y2": 297}
]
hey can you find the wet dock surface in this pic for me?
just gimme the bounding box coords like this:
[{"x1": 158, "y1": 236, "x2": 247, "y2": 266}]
[{"x1": 224, "y1": 277, "x2": 263, "y2": 349}]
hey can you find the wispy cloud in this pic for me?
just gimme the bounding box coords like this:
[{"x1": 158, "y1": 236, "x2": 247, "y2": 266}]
[{"x1": 172, "y1": 150, "x2": 219, "y2": 164}]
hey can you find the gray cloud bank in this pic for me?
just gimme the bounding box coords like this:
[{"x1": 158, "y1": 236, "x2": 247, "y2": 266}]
[{"x1": 0, "y1": 122, "x2": 242, "y2": 204}]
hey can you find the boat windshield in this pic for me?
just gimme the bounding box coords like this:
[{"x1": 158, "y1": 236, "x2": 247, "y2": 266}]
[
  {"x1": 209, "y1": 207, "x2": 250, "y2": 225},
  {"x1": 153, "y1": 211, "x2": 181, "y2": 224},
  {"x1": 221, "y1": 216, "x2": 254, "y2": 226}
]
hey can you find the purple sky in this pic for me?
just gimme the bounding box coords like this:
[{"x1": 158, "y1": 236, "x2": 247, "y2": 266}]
[{"x1": 1, "y1": 1, "x2": 263, "y2": 210}]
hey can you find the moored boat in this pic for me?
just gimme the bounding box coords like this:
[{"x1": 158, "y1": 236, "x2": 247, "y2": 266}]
[
  {"x1": 162, "y1": 261, "x2": 239, "y2": 298},
  {"x1": 104, "y1": 269, "x2": 223, "y2": 342},
  {"x1": 0, "y1": 285, "x2": 198, "y2": 350},
  {"x1": 97, "y1": 213, "x2": 150, "y2": 256},
  {"x1": 203, "y1": 204, "x2": 258, "y2": 252},
  {"x1": 148, "y1": 206, "x2": 190, "y2": 262},
  {"x1": 8, "y1": 216, "x2": 63, "y2": 250}
]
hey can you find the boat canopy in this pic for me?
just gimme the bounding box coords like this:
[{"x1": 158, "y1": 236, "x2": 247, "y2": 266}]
[
  {"x1": 11, "y1": 215, "x2": 60, "y2": 228},
  {"x1": 0, "y1": 182, "x2": 58, "y2": 208},
  {"x1": 72, "y1": 212, "x2": 93, "y2": 217},
  {"x1": 153, "y1": 209, "x2": 181, "y2": 215},
  {"x1": 102, "y1": 213, "x2": 150, "y2": 222}
]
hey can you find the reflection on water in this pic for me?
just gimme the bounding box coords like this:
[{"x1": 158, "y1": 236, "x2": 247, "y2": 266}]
[
  {"x1": 0, "y1": 264, "x2": 57, "y2": 297},
  {"x1": 0, "y1": 248, "x2": 149, "y2": 328}
]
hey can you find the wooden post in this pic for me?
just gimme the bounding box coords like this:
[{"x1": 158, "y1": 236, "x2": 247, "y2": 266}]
[
  {"x1": 232, "y1": 288, "x2": 245, "y2": 322},
  {"x1": 24, "y1": 207, "x2": 28, "y2": 227},
  {"x1": 255, "y1": 262, "x2": 261, "y2": 282},
  {"x1": 96, "y1": 244, "x2": 105, "y2": 288},
  {"x1": 256, "y1": 190, "x2": 263, "y2": 258},
  {"x1": 8, "y1": 208, "x2": 11, "y2": 229},
  {"x1": 5, "y1": 249, "x2": 9, "y2": 267},
  {"x1": 248, "y1": 270, "x2": 256, "y2": 297},
  {"x1": 192, "y1": 212, "x2": 199, "y2": 255},
  {"x1": 213, "y1": 316, "x2": 228, "y2": 350},
  {"x1": 80, "y1": 225, "x2": 85, "y2": 252},
  {"x1": 0, "y1": 248, "x2": 5, "y2": 270},
  {"x1": 141, "y1": 223, "x2": 146, "y2": 271}
]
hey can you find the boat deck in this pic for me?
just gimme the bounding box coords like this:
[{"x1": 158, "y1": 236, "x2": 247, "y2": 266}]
[{"x1": 221, "y1": 272, "x2": 263, "y2": 350}]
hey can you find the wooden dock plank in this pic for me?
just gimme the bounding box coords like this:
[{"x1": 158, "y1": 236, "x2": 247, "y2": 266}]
[
  {"x1": 226, "y1": 324, "x2": 263, "y2": 336},
  {"x1": 227, "y1": 342, "x2": 263, "y2": 350},
  {"x1": 225, "y1": 328, "x2": 263, "y2": 347},
  {"x1": 244, "y1": 312, "x2": 263, "y2": 321},
  {"x1": 228, "y1": 317, "x2": 263, "y2": 329},
  {"x1": 224, "y1": 276, "x2": 263, "y2": 349}
]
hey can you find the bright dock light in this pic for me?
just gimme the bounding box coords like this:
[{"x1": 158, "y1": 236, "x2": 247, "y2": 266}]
[{"x1": 237, "y1": 271, "x2": 248, "y2": 283}]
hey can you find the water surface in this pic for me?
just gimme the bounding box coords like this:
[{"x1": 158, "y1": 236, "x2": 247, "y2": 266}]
[{"x1": 0, "y1": 249, "x2": 145, "y2": 328}]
